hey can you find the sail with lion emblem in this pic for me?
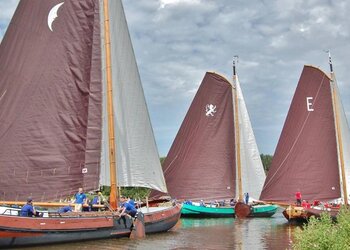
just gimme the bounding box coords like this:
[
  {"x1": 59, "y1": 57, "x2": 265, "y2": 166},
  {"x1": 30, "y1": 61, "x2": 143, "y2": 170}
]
[{"x1": 150, "y1": 66, "x2": 277, "y2": 218}]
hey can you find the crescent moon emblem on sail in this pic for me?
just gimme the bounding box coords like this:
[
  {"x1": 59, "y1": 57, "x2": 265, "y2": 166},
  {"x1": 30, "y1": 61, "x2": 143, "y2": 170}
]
[{"x1": 48, "y1": 2, "x2": 64, "y2": 32}]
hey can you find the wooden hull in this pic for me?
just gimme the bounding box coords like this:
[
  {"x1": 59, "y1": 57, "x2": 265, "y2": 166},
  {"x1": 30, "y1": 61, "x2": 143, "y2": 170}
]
[
  {"x1": 235, "y1": 202, "x2": 278, "y2": 218},
  {"x1": 142, "y1": 204, "x2": 182, "y2": 234},
  {"x1": 181, "y1": 203, "x2": 235, "y2": 218},
  {"x1": 0, "y1": 213, "x2": 133, "y2": 248},
  {"x1": 282, "y1": 205, "x2": 310, "y2": 223},
  {"x1": 304, "y1": 207, "x2": 339, "y2": 220},
  {"x1": 283, "y1": 205, "x2": 340, "y2": 223}
]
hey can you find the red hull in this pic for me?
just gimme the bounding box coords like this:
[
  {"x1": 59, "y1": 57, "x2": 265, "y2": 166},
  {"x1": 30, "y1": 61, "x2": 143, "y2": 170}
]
[
  {"x1": 0, "y1": 213, "x2": 114, "y2": 231},
  {"x1": 0, "y1": 213, "x2": 133, "y2": 247}
]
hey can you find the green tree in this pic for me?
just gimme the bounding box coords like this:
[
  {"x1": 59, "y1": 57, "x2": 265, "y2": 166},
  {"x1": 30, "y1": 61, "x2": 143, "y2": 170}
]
[
  {"x1": 99, "y1": 157, "x2": 168, "y2": 200},
  {"x1": 260, "y1": 154, "x2": 273, "y2": 173},
  {"x1": 160, "y1": 156, "x2": 166, "y2": 165}
]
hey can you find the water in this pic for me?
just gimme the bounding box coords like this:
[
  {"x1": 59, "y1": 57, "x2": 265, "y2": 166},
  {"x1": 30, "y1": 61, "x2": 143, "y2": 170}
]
[{"x1": 18, "y1": 208, "x2": 299, "y2": 250}]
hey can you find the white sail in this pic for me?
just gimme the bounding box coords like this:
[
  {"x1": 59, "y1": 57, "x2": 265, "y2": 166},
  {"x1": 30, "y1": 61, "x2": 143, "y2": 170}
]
[
  {"x1": 235, "y1": 76, "x2": 266, "y2": 200},
  {"x1": 333, "y1": 80, "x2": 350, "y2": 204},
  {"x1": 99, "y1": 0, "x2": 167, "y2": 193}
]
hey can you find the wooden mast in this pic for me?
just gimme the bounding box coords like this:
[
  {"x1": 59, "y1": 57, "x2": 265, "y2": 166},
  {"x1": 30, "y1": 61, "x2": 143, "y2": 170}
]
[
  {"x1": 233, "y1": 56, "x2": 243, "y2": 202},
  {"x1": 328, "y1": 51, "x2": 348, "y2": 205},
  {"x1": 103, "y1": 0, "x2": 119, "y2": 210}
]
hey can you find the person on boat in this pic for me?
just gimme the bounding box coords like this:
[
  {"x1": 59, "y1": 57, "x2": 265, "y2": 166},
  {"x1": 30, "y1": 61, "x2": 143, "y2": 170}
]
[
  {"x1": 184, "y1": 200, "x2": 192, "y2": 205},
  {"x1": 119, "y1": 196, "x2": 137, "y2": 217},
  {"x1": 230, "y1": 198, "x2": 236, "y2": 206},
  {"x1": 127, "y1": 196, "x2": 135, "y2": 208},
  {"x1": 20, "y1": 197, "x2": 36, "y2": 217},
  {"x1": 301, "y1": 200, "x2": 311, "y2": 208},
  {"x1": 73, "y1": 187, "x2": 87, "y2": 212},
  {"x1": 313, "y1": 200, "x2": 320, "y2": 206},
  {"x1": 295, "y1": 191, "x2": 302, "y2": 206},
  {"x1": 213, "y1": 200, "x2": 219, "y2": 207},
  {"x1": 90, "y1": 192, "x2": 102, "y2": 211},
  {"x1": 244, "y1": 193, "x2": 249, "y2": 204},
  {"x1": 199, "y1": 200, "x2": 205, "y2": 207},
  {"x1": 58, "y1": 205, "x2": 72, "y2": 213}
]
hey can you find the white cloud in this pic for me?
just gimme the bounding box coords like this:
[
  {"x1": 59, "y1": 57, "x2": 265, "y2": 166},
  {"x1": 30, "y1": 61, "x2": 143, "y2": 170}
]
[
  {"x1": 0, "y1": 0, "x2": 19, "y2": 41},
  {"x1": 159, "y1": 0, "x2": 201, "y2": 9}
]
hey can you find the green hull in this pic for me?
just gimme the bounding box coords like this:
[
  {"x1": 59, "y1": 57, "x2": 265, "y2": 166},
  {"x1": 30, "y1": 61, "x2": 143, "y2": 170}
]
[
  {"x1": 181, "y1": 203, "x2": 235, "y2": 218},
  {"x1": 249, "y1": 204, "x2": 278, "y2": 217}
]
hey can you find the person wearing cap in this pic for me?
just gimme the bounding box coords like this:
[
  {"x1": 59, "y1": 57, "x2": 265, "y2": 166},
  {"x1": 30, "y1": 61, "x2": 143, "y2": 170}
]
[{"x1": 20, "y1": 197, "x2": 36, "y2": 217}]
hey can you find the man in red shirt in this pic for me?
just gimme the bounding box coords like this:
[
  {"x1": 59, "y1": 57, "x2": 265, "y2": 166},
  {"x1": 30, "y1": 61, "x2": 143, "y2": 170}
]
[{"x1": 295, "y1": 191, "x2": 302, "y2": 206}]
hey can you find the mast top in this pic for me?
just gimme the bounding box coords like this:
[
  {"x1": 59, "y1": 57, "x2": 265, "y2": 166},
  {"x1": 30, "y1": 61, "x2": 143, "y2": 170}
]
[
  {"x1": 233, "y1": 55, "x2": 239, "y2": 77},
  {"x1": 325, "y1": 49, "x2": 333, "y2": 74}
]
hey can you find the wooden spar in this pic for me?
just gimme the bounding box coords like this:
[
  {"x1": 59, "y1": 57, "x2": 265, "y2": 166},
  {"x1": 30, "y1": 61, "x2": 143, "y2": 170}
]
[
  {"x1": 328, "y1": 51, "x2": 348, "y2": 205},
  {"x1": 233, "y1": 58, "x2": 243, "y2": 202},
  {"x1": 331, "y1": 76, "x2": 349, "y2": 205},
  {"x1": 103, "y1": 0, "x2": 119, "y2": 210},
  {"x1": 0, "y1": 201, "x2": 104, "y2": 208}
]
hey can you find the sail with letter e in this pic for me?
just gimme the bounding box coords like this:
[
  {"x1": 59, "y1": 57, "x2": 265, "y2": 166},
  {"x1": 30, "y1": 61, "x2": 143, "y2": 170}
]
[{"x1": 260, "y1": 65, "x2": 350, "y2": 204}]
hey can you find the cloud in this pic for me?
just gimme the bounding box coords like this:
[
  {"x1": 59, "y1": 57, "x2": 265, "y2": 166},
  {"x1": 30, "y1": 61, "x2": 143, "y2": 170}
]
[
  {"x1": 159, "y1": 0, "x2": 201, "y2": 9},
  {"x1": 0, "y1": 0, "x2": 19, "y2": 41}
]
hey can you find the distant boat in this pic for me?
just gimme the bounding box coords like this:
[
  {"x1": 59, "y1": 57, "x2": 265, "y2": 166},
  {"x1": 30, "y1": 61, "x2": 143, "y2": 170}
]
[
  {"x1": 150, "y1": 60, "x2": 277, "y2": 218},
  {"x1": 259, "y1": 53, "x2": 350, "y2": 222},
  {"x1": 0, "y1": 0, "x2": 179, "y2": 247}
]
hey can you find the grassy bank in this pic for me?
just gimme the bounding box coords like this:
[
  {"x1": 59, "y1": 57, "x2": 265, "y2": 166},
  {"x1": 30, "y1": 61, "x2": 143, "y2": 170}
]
[{"x1": 293, "y1": 207, "x2": 350, "y2": 249}]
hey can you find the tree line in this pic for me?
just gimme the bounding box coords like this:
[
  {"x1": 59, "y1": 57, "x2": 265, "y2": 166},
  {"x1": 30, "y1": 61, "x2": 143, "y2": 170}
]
[
  {"x1": 115, "y1": 154, "x2": 273, "y2": 199},
  {"x1": 161, "y1": 154, "x2": 273, "y2": 173}
]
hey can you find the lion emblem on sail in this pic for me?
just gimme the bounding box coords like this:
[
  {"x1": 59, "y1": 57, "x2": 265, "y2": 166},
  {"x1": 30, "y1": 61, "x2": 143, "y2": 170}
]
[{"x1": 205, "y1": 104, "x2": 217, "y2": 117}]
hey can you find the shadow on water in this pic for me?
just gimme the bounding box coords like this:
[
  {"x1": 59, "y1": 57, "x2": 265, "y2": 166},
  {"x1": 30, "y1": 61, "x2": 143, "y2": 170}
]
[{"x1": 17, "y1": 209, "x2": 302, "y2": 250}]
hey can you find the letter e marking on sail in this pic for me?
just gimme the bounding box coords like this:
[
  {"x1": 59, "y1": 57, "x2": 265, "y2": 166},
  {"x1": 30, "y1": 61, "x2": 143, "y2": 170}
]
[
  {"x1": 205, "y1": 104, "x2": 217, "y2": 117},
  {"x1": 306, "y1": 97, "x2": 314, "y2": 112}
]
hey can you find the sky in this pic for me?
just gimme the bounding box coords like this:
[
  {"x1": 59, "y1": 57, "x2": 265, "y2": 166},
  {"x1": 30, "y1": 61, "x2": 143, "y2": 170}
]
[{"x1": 1, "y1": 0, "x2": 350, "y2": 156}]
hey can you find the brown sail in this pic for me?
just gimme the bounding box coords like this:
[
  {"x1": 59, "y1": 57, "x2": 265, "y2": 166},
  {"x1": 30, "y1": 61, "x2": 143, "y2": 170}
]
[
  {"x1": 260, "y1": 65, "x2": 340, "y2": 203},
  {"x1": 151, "y1": 72, "x2": 236, "y2": 202},
  {"x1": 0, "y1": 0, "x2": 102, "y2": 201}
]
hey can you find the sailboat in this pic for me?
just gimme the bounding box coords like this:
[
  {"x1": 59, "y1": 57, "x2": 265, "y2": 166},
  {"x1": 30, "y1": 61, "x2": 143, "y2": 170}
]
[
  {"x1": 259, "y1": 53, "x2": 350, "y2": 222},
  {"x1": 0, "y1": 0, "x2": 180, "y2": 247},
  {"x1": 150, "y1": 59, "x2": 277, "y2": 218}
]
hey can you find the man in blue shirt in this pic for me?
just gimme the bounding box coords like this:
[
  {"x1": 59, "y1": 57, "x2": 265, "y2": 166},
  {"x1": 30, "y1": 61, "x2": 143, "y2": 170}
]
[
  {"x1": 90, "y1": 192, "x2": 101, "y2": 211},
  {"x1": 20, "y1": 197, "x2": 36, "y2": 217},
  {"x1": 119, "y1": 196, "x2": 137, "y2": 217},
  {"x1": 73, "y1": 188, "x2": 87, "y2": 212},
  {"x1": 127, "y1": 196, "x2": 135, "y2": 208}
]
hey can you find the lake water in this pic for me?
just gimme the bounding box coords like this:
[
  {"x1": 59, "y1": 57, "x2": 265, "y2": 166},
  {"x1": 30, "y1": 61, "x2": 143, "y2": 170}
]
[{"x1": 18, "y1": 208, "x2": 299, "y2": 250}]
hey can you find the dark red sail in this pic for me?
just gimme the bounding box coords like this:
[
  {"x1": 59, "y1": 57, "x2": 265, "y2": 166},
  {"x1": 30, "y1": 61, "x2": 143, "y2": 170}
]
[
  {"x1": 151, "y1": 72, "x2": 236, "y2": 202},
  {"x1": 260, "y1": 65, "x2": 340, "y2": 203},
  {"x1": 0, "y1": 0, "x2": 102, "y2": 201}
]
